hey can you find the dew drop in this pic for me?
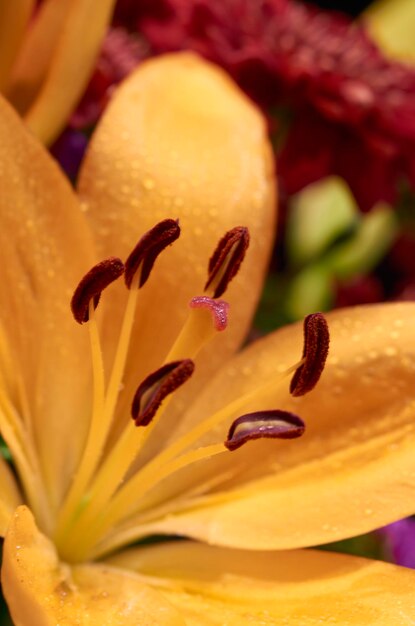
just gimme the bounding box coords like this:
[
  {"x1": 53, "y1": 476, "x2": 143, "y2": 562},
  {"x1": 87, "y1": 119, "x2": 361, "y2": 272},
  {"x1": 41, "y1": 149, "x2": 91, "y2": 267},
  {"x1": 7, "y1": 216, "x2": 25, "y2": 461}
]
[{"x1": 142, "y1": 177, "x2": 155, "y2": 190}]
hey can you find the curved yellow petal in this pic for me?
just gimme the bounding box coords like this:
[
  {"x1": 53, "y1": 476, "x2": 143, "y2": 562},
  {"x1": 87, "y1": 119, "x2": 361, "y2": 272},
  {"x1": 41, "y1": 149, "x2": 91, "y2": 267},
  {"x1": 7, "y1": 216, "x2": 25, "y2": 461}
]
[
  {"x1": 78, "y1": 52, "x2": 275, "y2": 433},
  {"x1": 2, "y1": 506, "x2": 184, "y2": 626},
  {"x1": 0, "y1": 457, "x2": 22, "y2": 536},
  {"x1": 6, "y1": 0, "x2": 74, "y2": 112},
  {"x1": 107, "y1": 302, "x2": 415, "y2": 551},
  {"x1": 0, "y1": 0, "x2": 34, "y2": 91},
  {"x1": 110, "y1": 541, "x2": 415, "y2": 624},
  {"x1": 0, "y1": 94, "x2": 96, "y2": 511},
  {"x1": 11, "y1": 0, "x2": 116, "y2": 145}
]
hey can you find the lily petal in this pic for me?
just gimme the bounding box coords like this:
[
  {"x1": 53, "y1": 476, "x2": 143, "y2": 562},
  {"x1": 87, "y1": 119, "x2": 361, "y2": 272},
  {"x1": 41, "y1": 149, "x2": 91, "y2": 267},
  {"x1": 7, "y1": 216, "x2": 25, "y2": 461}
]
[
  {"x1": 0, "y1": 94, "x2": 96, "y2": 510},
  {"x1": 0, "y1": 458, "x2": 22, "y2": 536},
  {"x1": 8, "y1": 0, "x2": 117, "y2": 145},
  {"x1": 0, "y1": 0, "x2": 34, "y2": 91},
  {"x1": 366, "y1": 0, "x2": 415, "y2": 61},
  {"x1": 111, "y1": 303, "x2": 415, "y2": 551},
  {"x1": 109, "y1": 541, "x2": 415, "y2": 624},
  {"x1": 78, "y1": 52, "x2": 275, "y2": 431},
  {"x1": 2, "y1": 507, "x2": 184, "y2": 626},
  {"x1": 6, "y1": 0, "x2": 75, "y2": 112}
]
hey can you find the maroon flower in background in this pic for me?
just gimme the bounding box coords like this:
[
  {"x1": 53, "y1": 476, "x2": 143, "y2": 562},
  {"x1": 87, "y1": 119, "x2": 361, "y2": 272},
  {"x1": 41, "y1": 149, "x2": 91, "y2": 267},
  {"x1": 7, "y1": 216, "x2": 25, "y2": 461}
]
[
  {"x1": 112, "y1": 0, "x2": 415, "y2": 211},
  {"x1": 66, "y1": 0, "x2": 415, "y2": 211},
  {"x1": 334, "y1": 275, "x2": 384, "y2": 308}
]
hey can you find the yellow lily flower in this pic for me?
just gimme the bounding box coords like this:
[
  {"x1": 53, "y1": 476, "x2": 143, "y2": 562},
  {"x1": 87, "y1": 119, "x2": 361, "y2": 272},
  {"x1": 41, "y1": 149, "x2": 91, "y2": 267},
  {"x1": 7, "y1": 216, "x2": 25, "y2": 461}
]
[
  {"x1": 0, "y1": 52, "x2": 415, "y2": 624},
  {"x1": 365, "y1": 0, "x2": 415, "y2": 61},
  {"x1": 0, "y1": 0, "x2": 116, "y2": 145}
]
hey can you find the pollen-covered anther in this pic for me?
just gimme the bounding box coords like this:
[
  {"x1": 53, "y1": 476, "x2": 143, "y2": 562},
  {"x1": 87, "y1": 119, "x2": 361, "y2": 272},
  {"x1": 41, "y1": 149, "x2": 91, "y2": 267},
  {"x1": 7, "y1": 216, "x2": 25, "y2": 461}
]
[
  {"x1": 225, "y1": 410, "x2": 305, "y2": 451},
  {"x1": 71, "y1": 257, "x2": 125, "y2": 324},
  {"x1": 132, "y1": 359, "x2": 195, "y2": 426},
  {"x1": 189, "y1": 296, "x2": 229, "y2": 331},
  {"x1": 204, "y1": 226, "x2": 250, "y2": 298},
  {"x1": 290, "y1": 312, "x2": 330, "y2": 397},
  {"x1": 124, "y1": 218, "x2": 181, "y2": 289}
]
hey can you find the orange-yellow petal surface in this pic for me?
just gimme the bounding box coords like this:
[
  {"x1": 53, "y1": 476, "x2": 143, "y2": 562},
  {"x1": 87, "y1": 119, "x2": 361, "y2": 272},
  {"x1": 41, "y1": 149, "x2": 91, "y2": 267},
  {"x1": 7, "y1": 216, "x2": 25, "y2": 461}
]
[
  {"x1": 2, "y1": 507, "x2": 184, "y2": 626},
  {"x1": 365, "y1": 0, "x2": 415, "y2": 61},
  {"x1": 0, "y1": 458, "x2": 22, "y2": 536},
  {"x1": 106, "y1": 303, "x2": 415, "y2": 552},
  {"x1": 0, "y1": 0, "x2": 34, "y2": 91},
  {"x1": 78, "y1": 52, "x2": 275, "y2": 432},
  {"x1": 109, "y1": 541, "x2": 415, "y2": 624},
  {"x1": 12, "y1": 0, "x2": 117, "y2": 145},
  {"x1": 0, "y1": 94, "x2": 96, "y2": 512},
  {"x1": 6, "y1": 0, "x2": 74, "y2": 112}
]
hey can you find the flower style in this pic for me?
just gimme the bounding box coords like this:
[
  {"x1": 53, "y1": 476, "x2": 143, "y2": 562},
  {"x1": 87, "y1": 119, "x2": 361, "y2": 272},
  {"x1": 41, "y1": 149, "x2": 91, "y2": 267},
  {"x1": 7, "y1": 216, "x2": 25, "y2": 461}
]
[
  {"x1": 1, "y1": 52, "x2": 415, "y2": 624},
  {"x1": 0, "y1": 0, "x2": 117, "y2": 145}
]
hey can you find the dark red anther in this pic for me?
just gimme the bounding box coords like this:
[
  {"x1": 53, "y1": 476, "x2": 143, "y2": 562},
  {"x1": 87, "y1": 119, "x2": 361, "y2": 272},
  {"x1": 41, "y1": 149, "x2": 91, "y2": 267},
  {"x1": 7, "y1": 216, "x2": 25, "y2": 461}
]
[
  {"x1": 225, "y1": 410, "x2": 305, "y2": 451},
  {"x1": 125, "y1": 219, "x2": 180, "y2": 289},
  {"x1": 71, "y1": 257, "x2": 125, "y2": 324},
  {"x1": 132, "y1": 359, "x2": 195, "y2": 426},
  {"x1": 204, "y1": 226, "x2": 250, "y2": 298},
  {"x1": 189, "y1": 296, "x2": 229, "y2": 331},
  {"x1": 290, "y1": 313, "x2": 330, "y2": 397}
]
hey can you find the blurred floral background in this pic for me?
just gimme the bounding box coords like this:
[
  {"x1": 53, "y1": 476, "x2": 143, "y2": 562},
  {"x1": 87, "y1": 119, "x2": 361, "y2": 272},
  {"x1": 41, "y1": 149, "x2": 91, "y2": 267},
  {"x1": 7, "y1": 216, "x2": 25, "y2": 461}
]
[
  {"x1": 2, "y1": 0, "x2": 415, "y2": 621},
  {"x1": 53, "y1": 0, "x2": 415, "y2": 327}
]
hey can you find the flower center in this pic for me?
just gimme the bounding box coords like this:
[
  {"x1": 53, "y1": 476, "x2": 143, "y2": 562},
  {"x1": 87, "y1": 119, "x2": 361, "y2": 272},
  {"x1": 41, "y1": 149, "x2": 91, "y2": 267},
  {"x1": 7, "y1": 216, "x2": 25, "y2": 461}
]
[{"x1": 51, "y1": 220, "x2": 328, "y2": 563}]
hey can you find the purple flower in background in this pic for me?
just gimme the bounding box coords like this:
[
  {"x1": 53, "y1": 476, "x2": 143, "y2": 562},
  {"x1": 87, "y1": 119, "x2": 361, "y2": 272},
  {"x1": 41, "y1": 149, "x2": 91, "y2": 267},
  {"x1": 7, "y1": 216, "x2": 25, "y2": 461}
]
[
  {"x1": 50, "y1": 130, "x2": 89, "y2": 181},
  {"x1": 381, "y1": 519, "x2": 415, "y2": 568}
]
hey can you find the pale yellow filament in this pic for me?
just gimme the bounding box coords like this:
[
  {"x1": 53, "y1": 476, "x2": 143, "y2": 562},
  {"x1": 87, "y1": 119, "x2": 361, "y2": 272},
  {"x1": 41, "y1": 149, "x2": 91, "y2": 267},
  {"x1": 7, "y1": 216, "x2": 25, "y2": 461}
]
[
  {"x1": 56, "y1": 278, "x2": 139, "y2": 545},
  {"x1": 62, "y1": 441, "x2": 226, "y2": 561},
  {"x1": 55, "y1": 301, "x2": 106, "y2": 540},
  {"x1": 99, "y1": 359, "x2": 303, "y2": 529},
  {"x1": 54, "y1": 256, "x2": 305, "y2": 562},
  {"x1": 0, "y1": 327, "x2": 54, "y2": 530},
  {"x1": 65, "y1": 359, "x2": 303, "y2": 560},
  {"x1": 57, "y1": 304, "x2": 224, "y2": 553},
  {"x1": 0, "y1": 394, "x2": 53, "y2": 532}
]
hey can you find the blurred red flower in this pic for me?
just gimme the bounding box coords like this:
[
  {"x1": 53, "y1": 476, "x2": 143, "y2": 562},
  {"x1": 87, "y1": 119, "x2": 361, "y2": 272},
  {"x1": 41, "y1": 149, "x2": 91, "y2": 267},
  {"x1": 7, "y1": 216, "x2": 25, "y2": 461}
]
[{"x1": 102, "y1": 0, "x2": 415, "y2": 211}]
